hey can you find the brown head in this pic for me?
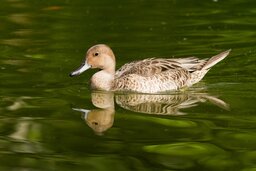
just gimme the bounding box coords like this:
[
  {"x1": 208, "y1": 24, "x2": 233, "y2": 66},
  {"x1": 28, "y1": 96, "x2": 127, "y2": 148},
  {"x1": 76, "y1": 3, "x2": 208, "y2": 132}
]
[{"x1": 70, "y1": 44, "x2": 116, "y2": 77}]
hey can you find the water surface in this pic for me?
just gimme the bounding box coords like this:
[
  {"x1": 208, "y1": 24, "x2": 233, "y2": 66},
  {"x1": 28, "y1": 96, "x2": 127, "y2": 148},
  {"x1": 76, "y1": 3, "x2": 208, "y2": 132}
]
[{"x1": 0, "y1": 0, "x2": 256, "y2": 170}]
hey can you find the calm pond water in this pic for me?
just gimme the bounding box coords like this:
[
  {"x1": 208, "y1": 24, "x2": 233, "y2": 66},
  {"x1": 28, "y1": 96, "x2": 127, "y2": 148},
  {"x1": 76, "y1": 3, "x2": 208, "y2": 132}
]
[{"x1": 0, "y1": 0, "x2": 256, "y2": 170}]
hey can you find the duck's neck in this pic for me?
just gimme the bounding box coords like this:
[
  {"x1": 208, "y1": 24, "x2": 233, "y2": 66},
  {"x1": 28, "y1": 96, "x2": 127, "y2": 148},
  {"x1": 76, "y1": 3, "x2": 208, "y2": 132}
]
[
  {"x1": 91, "y1": 70, "x2": 115, "y2": 91},
  {"x1": 104, "y1": 57, "x2": 116, "y2": 75},
  {"x1": 91, "y1": 56, "x2": 116, "y2": 91}
]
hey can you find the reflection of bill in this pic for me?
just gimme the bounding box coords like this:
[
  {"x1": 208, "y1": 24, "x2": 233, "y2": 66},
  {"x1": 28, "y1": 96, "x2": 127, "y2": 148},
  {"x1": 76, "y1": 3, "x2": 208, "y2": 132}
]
[
  {"x1": 73, "y1": 92, "x2": 114, "y2": 135},
  {"x1": 73, "y1": 91, "x2": 229, "y2": 135},
  {"x1": 73, "y1": 108, "x2": 114, "y2": 136}
]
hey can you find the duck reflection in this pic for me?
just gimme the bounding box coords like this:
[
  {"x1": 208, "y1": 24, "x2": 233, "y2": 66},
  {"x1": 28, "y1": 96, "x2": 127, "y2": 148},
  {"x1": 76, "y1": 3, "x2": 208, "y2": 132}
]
[
  {"x1": 73, "y1": 92, "x2": 115, "y2": 135},
  {"x1": 116, "y1": 92, "x2": 229, "y2": 115},
  {"x1": 73, "y1": 91, "x2": 229, "y2": 134}
]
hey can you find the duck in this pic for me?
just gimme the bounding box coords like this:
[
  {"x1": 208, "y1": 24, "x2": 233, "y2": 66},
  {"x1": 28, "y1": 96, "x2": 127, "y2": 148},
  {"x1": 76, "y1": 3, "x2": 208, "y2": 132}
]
[{"x1": 70, "y1": 44, "x2": 231, "y2": 93}]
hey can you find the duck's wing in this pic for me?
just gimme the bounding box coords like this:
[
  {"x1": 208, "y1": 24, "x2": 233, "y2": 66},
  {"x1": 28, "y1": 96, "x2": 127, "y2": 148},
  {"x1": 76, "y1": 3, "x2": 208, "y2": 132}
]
[
  {"x1": 115, "y1": 50, "x2": 231, "y2": 78},
  {"x1": 175, "y1": 50, "x2": 231, "y2": 71},
  {"x1": 115, "y1": 57, "x2": 207, "y2": 78},
  {"x1": 170, "y1": 57, "x2": 208, "y2": 72},
  {"x1": 115, "y1": 58, "x2": 183, "y2": 78}
]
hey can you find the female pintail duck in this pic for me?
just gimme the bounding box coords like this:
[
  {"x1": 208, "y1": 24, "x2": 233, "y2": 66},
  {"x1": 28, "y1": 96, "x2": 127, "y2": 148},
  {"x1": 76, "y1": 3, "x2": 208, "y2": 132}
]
[{"x1": 70, "y1": 44, "x2": 231, "y2": 93}]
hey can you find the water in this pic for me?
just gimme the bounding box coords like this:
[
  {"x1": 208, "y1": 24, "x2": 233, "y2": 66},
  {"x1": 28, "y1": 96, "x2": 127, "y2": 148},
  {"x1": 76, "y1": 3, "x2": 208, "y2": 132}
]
[{"x1": 0, "y1": 0, "x2": 256, "y2": 170}]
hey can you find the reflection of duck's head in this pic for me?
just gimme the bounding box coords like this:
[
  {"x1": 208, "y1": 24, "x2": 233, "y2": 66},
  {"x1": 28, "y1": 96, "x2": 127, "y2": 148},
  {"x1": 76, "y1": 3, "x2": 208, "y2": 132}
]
[
  {"x1": 83, "y1": 109, "x2": 114, "y2": 135},
  {"x1": 73, "y1": 107, "x2": 114, "y2": 135},
  {"x1": 73, "y1": 92, "x2": 115, "y2": 135}
]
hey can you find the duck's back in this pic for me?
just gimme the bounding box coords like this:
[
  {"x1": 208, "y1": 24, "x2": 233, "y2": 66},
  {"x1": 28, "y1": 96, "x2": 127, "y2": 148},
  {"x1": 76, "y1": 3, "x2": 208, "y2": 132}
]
[
  {"x1": 113, "y1": 49, "x2": 230, "y2": 93},
  {"x1": 113, "y1": 58, "x2": 204, "y2": 93},
  {"x1": 115, "y1": 57, "x2": 208, "y2": 76}
]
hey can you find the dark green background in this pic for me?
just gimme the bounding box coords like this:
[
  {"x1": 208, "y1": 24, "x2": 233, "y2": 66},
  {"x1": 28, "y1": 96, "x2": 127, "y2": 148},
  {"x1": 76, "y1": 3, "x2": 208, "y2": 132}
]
[{"x1": 0, "y1": 0, "x2": 255, "y2": 170}]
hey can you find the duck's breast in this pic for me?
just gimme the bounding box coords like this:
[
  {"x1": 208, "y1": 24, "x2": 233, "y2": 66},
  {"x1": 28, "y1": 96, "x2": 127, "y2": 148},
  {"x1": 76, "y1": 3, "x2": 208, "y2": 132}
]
[{"x1": 91, "y1": 71, "x2": 114, "y2": 91}]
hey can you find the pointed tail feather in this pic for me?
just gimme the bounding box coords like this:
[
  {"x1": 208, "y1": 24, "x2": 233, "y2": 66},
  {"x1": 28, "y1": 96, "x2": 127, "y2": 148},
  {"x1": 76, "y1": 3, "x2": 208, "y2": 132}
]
[{"x1": 202, "y1": 49, "x2": 231, "y2": 70}]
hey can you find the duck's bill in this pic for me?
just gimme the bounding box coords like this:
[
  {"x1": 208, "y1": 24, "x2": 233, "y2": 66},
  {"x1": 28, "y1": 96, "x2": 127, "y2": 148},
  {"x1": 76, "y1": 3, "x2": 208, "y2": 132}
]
[{"x1": 69, "y1": 62, "x2": 91, "y2": 77}]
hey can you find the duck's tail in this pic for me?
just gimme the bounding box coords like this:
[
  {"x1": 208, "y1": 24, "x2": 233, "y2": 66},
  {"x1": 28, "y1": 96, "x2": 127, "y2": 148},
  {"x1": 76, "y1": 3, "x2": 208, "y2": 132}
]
[
  {"x1": 201, "y1": 49, "x2": 231, "y2": 70},
  {"x1": 189, "y1": 49, "x2": 231, "y2": 86}
]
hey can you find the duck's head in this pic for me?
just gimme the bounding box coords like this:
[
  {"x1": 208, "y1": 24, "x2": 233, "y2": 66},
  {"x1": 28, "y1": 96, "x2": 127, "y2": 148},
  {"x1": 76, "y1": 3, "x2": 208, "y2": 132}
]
[{"x1": 70, "y1": 44, "x2": 116, "y2": 77}]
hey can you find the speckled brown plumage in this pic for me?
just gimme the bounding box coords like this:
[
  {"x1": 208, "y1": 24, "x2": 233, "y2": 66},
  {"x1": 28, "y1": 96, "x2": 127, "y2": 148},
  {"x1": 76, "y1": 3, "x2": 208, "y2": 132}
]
[{"x1": 70, "y1": 44, "x2": 231, "y2": 93}]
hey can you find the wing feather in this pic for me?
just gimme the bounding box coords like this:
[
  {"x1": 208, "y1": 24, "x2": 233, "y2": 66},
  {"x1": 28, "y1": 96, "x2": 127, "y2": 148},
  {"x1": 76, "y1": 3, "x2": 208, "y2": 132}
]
[{"x1": 115, "y1": 57, "x2": 207, "y2": 78}]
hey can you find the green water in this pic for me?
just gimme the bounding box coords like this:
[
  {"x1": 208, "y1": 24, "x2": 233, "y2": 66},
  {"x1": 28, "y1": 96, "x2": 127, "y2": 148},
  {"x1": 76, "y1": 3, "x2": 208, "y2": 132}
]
[{"x1": 0, "y1": 0, "x2": 256, "y2": 170}]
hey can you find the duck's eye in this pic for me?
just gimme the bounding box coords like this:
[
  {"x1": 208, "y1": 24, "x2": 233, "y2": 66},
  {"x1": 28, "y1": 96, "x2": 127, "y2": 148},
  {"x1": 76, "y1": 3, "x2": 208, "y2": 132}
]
[{"x1": 94, "y1": 52, "x2": 99, "y2": 57}]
